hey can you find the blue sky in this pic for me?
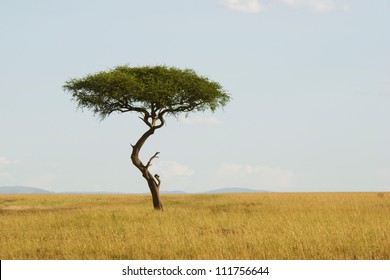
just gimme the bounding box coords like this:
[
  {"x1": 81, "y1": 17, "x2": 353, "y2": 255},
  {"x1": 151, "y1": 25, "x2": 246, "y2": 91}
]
[{"x1": 1, "y1": 0, "x2": 389, "y2": 193}]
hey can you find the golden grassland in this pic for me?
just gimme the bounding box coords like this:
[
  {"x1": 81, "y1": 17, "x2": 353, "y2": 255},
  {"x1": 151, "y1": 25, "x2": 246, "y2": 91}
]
[{"x1": 0, "y1": 192, "x2": 389, "y2": 260}]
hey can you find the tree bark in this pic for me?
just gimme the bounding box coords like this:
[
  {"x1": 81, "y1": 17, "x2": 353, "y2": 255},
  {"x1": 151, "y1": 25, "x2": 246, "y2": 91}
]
[{"x1": 130, "y1": 116, "x2": 164, "y2": 210}]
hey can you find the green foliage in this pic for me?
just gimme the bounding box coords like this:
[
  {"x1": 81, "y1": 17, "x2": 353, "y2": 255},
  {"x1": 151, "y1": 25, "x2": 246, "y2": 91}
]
[{"x1": 63, "y1": 65, "x2": 230, "y2": 119}]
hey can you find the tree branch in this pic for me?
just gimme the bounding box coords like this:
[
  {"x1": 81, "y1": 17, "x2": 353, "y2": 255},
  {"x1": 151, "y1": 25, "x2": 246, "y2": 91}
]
[
  {"x1": 146, "y1": 152, "x2": 160, "y2": 169},
  {"x1": 154, "y1": 174, "x2": 161, "y2": 188},
  {"x1": 160, "y1": 101, "x2": 205, "y2": 116},
  {"x1": 139, "y1": 116, "x2": 152, "y2": 128},
  {"x1": 115, "y1": 103, "x2": 150, "y2": 116}
]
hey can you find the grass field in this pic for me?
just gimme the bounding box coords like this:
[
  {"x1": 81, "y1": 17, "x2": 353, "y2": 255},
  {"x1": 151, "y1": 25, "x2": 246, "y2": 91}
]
[{"x1": 0, "y1": 192, "x2": 389, "y2": 259}]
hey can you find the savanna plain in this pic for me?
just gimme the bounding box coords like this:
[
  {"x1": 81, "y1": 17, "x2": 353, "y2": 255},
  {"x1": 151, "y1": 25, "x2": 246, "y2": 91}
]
[{"x1": 0, "y1": 192, "x2": 389, "y2": 260}]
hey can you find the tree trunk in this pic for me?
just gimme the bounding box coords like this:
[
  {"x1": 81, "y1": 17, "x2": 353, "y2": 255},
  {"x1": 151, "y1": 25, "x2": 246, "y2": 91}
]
[
  {"x1": 146, "y1": 175, "x2": 163, "y2": 210},
  {"x1": 130, "y1": 120, "x2": 164, "y2": 210}
]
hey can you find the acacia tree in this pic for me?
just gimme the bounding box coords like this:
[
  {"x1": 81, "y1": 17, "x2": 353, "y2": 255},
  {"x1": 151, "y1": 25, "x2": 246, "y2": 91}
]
[{"x1": 63, "y1": 65, "x2": 230, "y2": 210}]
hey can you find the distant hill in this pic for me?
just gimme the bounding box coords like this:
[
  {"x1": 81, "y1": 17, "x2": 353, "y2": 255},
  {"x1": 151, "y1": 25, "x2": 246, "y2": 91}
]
[
  {"x1": 159, "y1": 188, "x2": 269, "y2": 194},
  {"x1": 60, "y1": 191, "x2": 126, "y2": 194},
  {"x1": 205, "y1": 187, "x2": 269, "y2": 194},
  {"x1": 0, "y1": 186, "x2": 53, "y2": 194},
  {"x1": 0, "y1": 186, "x2": 269, "y2": 194},
  {"x1": 161, "y1": 190, "x2": 187, "y2": 194}
]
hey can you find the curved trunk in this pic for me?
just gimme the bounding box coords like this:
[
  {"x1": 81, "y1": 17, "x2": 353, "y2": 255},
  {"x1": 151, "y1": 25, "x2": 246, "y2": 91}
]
[{"x1": 130, "y1": 123, "x2": 164, "y2": 210}]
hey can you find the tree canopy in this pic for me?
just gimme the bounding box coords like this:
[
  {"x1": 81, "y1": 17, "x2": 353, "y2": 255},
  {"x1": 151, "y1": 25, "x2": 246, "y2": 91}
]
[{"x1": 63, "y1": 65, "x2": 230, "y2": 121}]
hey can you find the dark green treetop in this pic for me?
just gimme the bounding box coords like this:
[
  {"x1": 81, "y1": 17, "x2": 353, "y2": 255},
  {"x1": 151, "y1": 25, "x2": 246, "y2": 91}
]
[{"x1": 63, "y1": 65, "x2": 230, "y2": 121}]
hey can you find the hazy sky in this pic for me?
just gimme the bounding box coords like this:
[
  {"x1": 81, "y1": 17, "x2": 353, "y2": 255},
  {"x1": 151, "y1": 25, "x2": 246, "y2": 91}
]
[{"x1": 1, "y1": 0, "x2": 389, "y2": 193}]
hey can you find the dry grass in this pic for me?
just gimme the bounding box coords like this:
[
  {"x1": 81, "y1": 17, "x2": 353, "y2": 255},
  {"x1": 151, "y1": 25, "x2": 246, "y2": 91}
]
[{"x1": 0, "y1": 192, "x2": 389, "y2": 259}]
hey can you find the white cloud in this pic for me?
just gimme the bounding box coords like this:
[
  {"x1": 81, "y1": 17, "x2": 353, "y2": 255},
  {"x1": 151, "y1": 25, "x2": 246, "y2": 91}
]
[
  {"x1": 218, "y1": 0, "x2": 350, "y2": 13},
  {"x1": 279, "y1": 0, "x2": 349, "y2": 13},
  {"x1": 216, "y1": 163, "x2": 295, "y2": 189},
  {"x1": 0, "y1": 156, "x2": 11, "y2": 167},
  {"x1": 219, "y1": 0, "x2": 263, "y2": 14},
  {"x1": 151, "y1": 160, "x2": 194, "y2": 179},
  {"x1": 0, "y1": 156, "x2": 21, "y2": 167},
  {"x1": 309, "y1": 0, "x2": 335, "y2": 12},
  {"x1": 0, "y1": 157, "x2": 57, "y2": 188},
  {"x1": 280, "y1": 0, "x2": 302, "y2": 8},
  {"x1": 180, "y1": 116, "x2": 222, "y2": 126}
]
